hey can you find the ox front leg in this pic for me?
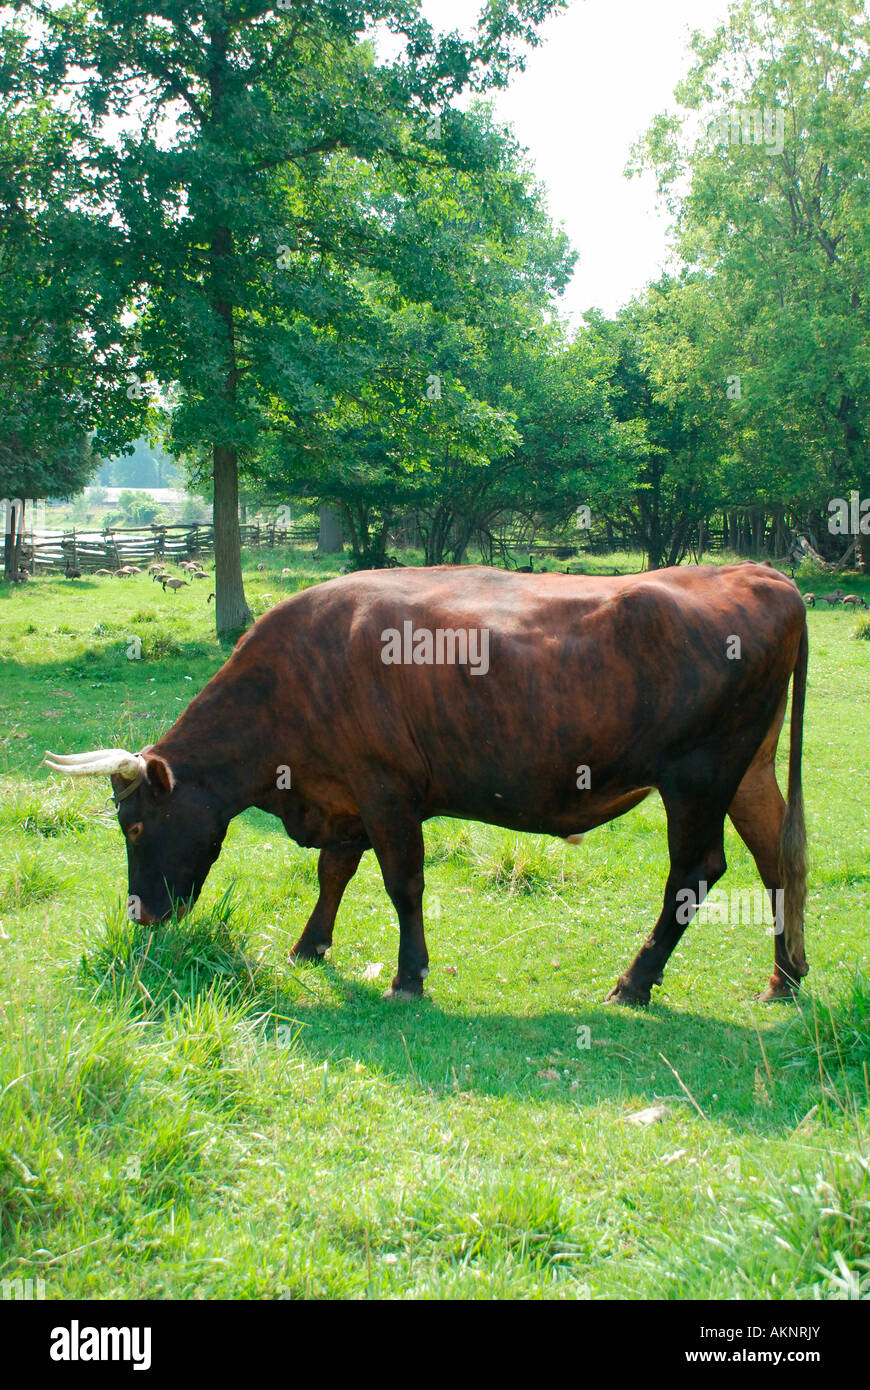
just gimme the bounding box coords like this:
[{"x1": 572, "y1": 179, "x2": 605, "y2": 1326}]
[
  {"x1": 290, "y1": 845, "x2": 363, "y2": 963},
  {"x1": 606, "y1": 801, "x2": 728, "y2": 1007},
  {"x1": 366, "y1": 810, "x2": 428, "y2": 1000}
]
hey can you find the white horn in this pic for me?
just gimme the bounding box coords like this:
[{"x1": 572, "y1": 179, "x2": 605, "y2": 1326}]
[
  {"x1": 44, "y1": 749, "x2": 143, "y2": 779},
  {"x1": 45, "y1": 750, "x2": 130, "y2": 765}
]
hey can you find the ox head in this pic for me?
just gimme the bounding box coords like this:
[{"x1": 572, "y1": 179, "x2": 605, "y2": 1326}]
[{"x1": 44, "y1": 747, "x2": 229, "y2": 923}]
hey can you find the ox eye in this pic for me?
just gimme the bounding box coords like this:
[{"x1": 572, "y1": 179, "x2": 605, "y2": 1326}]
[{"x1": 128, "y1": 822, "x2": 143, "y2": 843}]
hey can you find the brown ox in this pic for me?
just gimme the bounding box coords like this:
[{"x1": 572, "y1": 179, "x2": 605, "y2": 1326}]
[{"x1": 46, "y1": 562, "x2": 808, "y2": 1006}]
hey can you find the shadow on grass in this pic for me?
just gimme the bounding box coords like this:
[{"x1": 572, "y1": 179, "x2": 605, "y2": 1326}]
[
  {"x1": 288, "y1": 962, "x2": 827, "y2": 1135},
  {"x1": 77, "y1": 905, "x2": 837, "y2": 1138}
]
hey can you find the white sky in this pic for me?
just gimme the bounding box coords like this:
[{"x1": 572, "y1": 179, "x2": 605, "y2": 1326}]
[{"x1": 421, "y1": 0, "x2": 735, "y2": 321}]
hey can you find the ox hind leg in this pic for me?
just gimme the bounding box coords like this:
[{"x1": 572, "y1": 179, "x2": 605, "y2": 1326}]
[
  {"x1": 606, "y1": 774, "x2": 729, "y2": 1007},
  {"x1": 290, "y1": 845, "x2": 364, "y2": 962},
  {"x1": 728, "y1": 730, "x2": 803, "y2": 1002}
]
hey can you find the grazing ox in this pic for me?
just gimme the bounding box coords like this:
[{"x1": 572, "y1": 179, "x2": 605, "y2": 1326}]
[{"x1": 46, "y1": 563, "x2": 809, "y2": 1005}]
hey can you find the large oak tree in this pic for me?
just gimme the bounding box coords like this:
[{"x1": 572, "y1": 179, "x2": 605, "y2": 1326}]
[{"x1": 7, "y1": 0, "x2": 567, "y2": 632}]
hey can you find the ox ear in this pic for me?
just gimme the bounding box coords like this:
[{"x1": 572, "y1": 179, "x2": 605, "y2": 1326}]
[{"x1": 143, "y1": 752, "x2": 175, "y2": 796}]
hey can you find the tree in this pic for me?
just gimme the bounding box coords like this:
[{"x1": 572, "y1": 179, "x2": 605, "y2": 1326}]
[
  {"x1": 580, "y1": 287, "x2": 726, "y2": 569},
  {"x1": 1, "y1": 436, "x2": 98, "y2": 577},
  {"x1": 10, "y1": 1, "x2": 568, "y2": 631},
  {"x1": 245, "y1": 104, "x2": 635, "y2": 568},
  {"x1": 0, "y1": 56, "x2": 132, "y2": 576},
  {"x1": 633, "y1": 0, "x2": 870, "y2": 565}
]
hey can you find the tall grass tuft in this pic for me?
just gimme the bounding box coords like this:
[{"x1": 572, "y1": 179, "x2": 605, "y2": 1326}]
[
  {"x1": 78, "y1": 887, "x2": 306, "y2": 1020},
  {"x1": 474, "y1": 834, "x2": 567, "y2": 895},
  {"x1": 0, "y1": 846, "x2": 65, "y2": 911},
  {"x1": 781, "y1": 969, "x2": 870, "y2": 1077},
  {"x1": 424, "y1": 821, "x2": 474, "y2": 865},
  {"x1": 0, "y1": 786, "x2": 96, "y2": 837},
  {"x1": 623, "y1": 1150, "x2": 870, "y2": 1299}
]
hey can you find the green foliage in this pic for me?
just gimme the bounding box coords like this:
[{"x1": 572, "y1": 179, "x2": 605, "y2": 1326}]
[
  {"x1": 1, "y1": 0, "x2": 570, "y2": 627},
  {"x1": 631, "y1": 0, "x2": 870, "y2": 559},
  {"x1": 0, "y1": 71, "x2": 131, "y2": 524},
  {"x1": 114, "y1": 491, "x2": 170, "y2": 526}
]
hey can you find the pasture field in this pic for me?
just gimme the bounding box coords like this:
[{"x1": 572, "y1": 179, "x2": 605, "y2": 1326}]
[{"x1": 0, "y1": 553, "x2": 868, "y2": 1300}]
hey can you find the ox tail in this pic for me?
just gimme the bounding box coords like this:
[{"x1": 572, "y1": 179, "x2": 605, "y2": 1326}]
[{"x1": 777, "y1": 620, "x2": 809, "y2": 980}]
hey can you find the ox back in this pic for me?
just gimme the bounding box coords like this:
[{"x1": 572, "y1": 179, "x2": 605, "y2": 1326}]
[{"x1": 109, "y1": 562, "x2": 809, "y2": 1006}]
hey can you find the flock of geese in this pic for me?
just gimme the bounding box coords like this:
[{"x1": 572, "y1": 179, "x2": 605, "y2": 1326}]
[
  {"x1": 803, "y1": 588, "x2": 868, "y2": 609},
  {"x1": 58, "y1": 557, "x2": 214, "y2": 601}
]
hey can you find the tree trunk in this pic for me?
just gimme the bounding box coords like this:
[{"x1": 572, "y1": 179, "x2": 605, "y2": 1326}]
[
  {"x1": 729, "y1": 510, "x2": 739, "y2": 553},
  {"x1": 856, "y1": 473, "x2": 870, "y2": 571},
  {"x1": 209, "y1": 214, "x2": 251, "y2": 637},
  {"x1": 317, "y1": 504, "x2": 343, "y2": 554},
  {"x1": 3, "y1": 497, "x2": 24, "y2": 579},
  {"x1": 213, "y1": 444, "x2": 251, "y2": 636},
  {"x1": 3, "y1": 498, "x2": 14, "y2": 579},
  {"x1": 14, "y1": 497, "x2": 24, "y2": 575}
]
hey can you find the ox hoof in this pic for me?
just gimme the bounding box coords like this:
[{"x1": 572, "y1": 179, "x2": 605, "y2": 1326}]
[
  {"x1": 289, "y1": 943, "x2": 330, "y2": 965},
  {"x1": 382, "y1": 986, "x2": 423, "y2": 1002},
  {"x1": 757, "y1": 980, "x2": 799, "y2": 1003},
  {"x1": 604, "y1": 982, "x2": 650, "y2": 1008}
]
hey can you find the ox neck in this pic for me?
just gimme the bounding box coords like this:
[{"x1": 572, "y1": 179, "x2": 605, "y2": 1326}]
[{"x1": 152, "y1": 672, "x2": 281, "y2": 821}]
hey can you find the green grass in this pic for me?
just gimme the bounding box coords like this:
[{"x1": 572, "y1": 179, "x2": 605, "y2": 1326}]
[
  {"x1": 0, "y1": 548, "x2": 868, "y2": 1299},
  {"x1": 0, "y1": 844, "x2": 67, "y2": 912}
]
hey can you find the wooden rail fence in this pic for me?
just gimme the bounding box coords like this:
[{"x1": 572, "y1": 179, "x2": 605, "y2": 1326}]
[{"x1": 20, "y1": 520, "x2": 319, "y2": 572}]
